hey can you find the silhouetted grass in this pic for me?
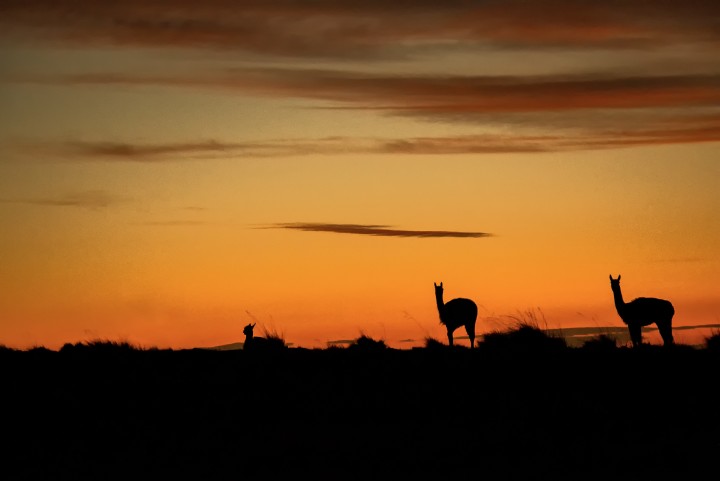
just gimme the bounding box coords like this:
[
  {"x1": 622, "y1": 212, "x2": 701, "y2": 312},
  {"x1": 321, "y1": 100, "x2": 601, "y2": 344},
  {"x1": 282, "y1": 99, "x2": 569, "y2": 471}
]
[
  {"x1": 705, "y1": 329, "x2": 720, "y2": 351},
  {"x1": 347, "y1": 334, "x2": 388, "y2": 351},
  {"x1": 324, "y1": 343, "x2": 347, "y2": 352},
  {"x1": 3, "y1": 330, "x2": 719, "y2": 479},
  {"x1": 256, "y1": 326, "x2": 288, "y2": 349},
  {"x1": 482, "y1": 320, "x2": 567, "y2": 353},
  {"x1": 422, "y1": 336, "x2": 447, "y2": 350},
  {"x1": 59, "y1": 339, "x2": 147, "y2": 352},
  {"x1": 581, "y1": 334, "x2": 619, "y2": 351}
]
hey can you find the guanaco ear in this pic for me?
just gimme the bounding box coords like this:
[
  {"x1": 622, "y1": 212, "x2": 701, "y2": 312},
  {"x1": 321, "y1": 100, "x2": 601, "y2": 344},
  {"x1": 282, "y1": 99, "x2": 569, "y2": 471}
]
[
  {"x1": 252, "y1": 323, "x2": 256, "y2": 328},
  {"x1": 618, "y1": 275, "x2": 621, "y2": 281},
  {"x1": 609, "y1": 275, "x2": 612, "y2": 280},
  {"x1": 440, "y1": 282, "x2": 443, "y2": 288}
]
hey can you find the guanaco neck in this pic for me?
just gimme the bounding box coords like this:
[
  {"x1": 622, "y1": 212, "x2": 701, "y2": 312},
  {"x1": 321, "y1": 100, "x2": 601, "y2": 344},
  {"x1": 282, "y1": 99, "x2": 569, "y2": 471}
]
[
  {"x1": 435, "y1": 290, "x2": 445, "y2": 313},
  {"x1": 611, "y1": 285, "x2": 626, "y2": 313}
]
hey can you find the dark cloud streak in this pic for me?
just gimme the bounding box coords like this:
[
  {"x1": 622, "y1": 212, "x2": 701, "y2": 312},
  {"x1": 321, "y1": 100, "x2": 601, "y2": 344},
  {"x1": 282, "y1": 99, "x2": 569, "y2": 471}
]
[
  {"x1": 29, "y1": 137, "x2": 374, "y2": 161},
  {"x1": 63, "y1": 139, "x2": 253, "y2": 161},
  {"x1": 265, "y1": 223, "x2": 492, "y2": 238}
]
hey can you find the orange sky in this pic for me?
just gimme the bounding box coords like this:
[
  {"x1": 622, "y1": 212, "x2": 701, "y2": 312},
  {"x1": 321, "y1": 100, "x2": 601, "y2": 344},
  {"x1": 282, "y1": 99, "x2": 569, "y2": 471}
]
[{"x1": 1, "y1": 1, "x2": 719, "y2": 350}]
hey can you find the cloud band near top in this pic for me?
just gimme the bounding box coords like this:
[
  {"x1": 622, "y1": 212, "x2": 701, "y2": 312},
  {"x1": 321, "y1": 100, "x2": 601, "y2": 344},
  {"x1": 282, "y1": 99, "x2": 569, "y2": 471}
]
[
  {"x1": 4, "y1": 2, "x2": 720, "y2": 156},
  {"x1": 2, "y1": 1, "x2": 719, "y2": 56}
]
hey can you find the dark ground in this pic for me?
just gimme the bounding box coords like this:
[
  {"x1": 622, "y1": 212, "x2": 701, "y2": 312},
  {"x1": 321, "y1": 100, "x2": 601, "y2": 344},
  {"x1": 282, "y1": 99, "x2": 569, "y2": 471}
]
[{"x1": 3, "y1": 342, "x2": 719, "y2": 480}]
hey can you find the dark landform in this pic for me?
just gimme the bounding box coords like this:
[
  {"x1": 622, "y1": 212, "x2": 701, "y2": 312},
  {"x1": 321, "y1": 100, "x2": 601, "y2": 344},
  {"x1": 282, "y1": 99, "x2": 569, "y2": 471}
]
[{"x1": 3, "y1": 330, "x2": 719, "y2": 480}]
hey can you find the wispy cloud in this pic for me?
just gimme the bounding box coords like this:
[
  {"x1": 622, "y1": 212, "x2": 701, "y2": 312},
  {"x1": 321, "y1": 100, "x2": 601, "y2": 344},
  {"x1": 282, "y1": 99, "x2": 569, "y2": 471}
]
[
  {"x1": 24, "y1": 114, "x2": 720, "y2": 163},
  {"x1": 19, "y1": 136, "x2": 542, "y2": 161},
  {"x1": 11, "y1": 69, "x2": 720, "y2": 151},
  {"x1": 24, "y1": 137, "x2": 372, "y2": 161},
  {"x1": 1, "y1": 1, "x2": 719, "y2": 57},
  {"x1": 5, "y1": 2, "x2": 720, "y2": 154},
  {"x1": 264, "y1": 223, "x2": 492, "y2": 238},
  {"x1": 0, "y1": 190, "x2": 126, "y2": 209},
  {"x1": 64, "y1": 140, "x2": 240, "y2": 160},
  {"x1": 15, "y1": 70, "x2": 720, "y2": 114},
  {"x1": 53, "y1": 139, "x2": 272, "y2": 162}
]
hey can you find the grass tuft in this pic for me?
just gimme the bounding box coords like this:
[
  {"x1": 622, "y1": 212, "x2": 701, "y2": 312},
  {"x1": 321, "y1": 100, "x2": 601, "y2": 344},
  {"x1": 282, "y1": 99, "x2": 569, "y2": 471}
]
[
  {"x1": 581, "y1": 334, "x2": 619, "y2": 351},
  {"x1": 704, "y1": 329, "x2": 720, "y2": 351},
  {"x1": 482, "y1": 308, "x2": 567, "y2": 352},
  {"x1": 348, "y1": 334, "x2": 388, "y2": 351},
  {"x1": 260, "y1": 326, "x2": 288, "y2": 348},
  {"x1": 423, "y1": 337, "x2": 447, "y2": 350},
  {"x1": 59, "y1": 339, "x2": 145, "y2": 353}
]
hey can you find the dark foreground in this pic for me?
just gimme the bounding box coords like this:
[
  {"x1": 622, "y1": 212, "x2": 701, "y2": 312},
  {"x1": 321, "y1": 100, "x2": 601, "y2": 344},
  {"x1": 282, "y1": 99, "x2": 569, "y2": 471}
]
[{"x1": 4, "y1": 343, "x2": 719, "y2": 480}]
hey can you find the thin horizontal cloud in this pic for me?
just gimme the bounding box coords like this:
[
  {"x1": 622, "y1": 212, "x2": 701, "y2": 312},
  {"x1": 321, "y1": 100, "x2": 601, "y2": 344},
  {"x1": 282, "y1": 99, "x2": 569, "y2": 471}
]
[
  {"x1": 264, "y1": 223, "x2": 492, "y2": 238},
  {"x1": 0, "y1": 190, "x2": 126, "y2": 209},
  {"x1": 542, "y1": 324, "x2": 720, "y2": 347},
  {"x1": 15, "y1": 70, "x2": 720, "y2": 114},
  {"x1": 66, "y1": 140, "x2": 239, "y2": 159},
  {"x1": 554, "y1": 324, "x2": 720, "y2": 336},
  {"x1": 1, "y1": 1, "x2": 719, "y2": 58},
  {"x1": 26, "y1": 115, "x2": 720, "y2": 162},
  {"x1": 28, "y1": 137, "x2": 375, "y2": 161},
  {"x1": 379, "y1": 120, "x2": 720, "y2": 152},
  {"x1": 55, "y1": 139, "x2": 277, "y2": 161}
]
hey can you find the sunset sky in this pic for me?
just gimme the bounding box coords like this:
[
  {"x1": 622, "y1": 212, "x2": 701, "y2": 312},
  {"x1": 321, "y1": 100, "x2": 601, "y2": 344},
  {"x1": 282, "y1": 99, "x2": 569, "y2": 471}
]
[{"x1": 1, "y1": 1, "x2": 719, "y2": 350}]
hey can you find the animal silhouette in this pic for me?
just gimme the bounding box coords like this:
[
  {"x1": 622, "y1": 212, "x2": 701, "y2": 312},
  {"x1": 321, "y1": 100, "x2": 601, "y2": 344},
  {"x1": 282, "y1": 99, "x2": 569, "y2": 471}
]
[
  {"x1": 609, "y1": 275, "x2": 674, "y2": 347},
  {"x1": 434, "y1": 282, "x2": 478, "y2": 348},
  {"x1": 242, "y1": 323, "x2": 267, "y2": 350},
  {"x1": 242, "y1": 322, "x2": 285, "y2": 351}
]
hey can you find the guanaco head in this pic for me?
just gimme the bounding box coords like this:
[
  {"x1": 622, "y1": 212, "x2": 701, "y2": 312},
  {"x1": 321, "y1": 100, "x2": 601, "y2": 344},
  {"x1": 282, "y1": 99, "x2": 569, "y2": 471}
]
[
  {"x1": 243, "y1": 323, "x2": 256, "y2": 338},
  {"x1": 434, "y1": 282, "x2": 443, "y2": 294},
  {"x1": 609, "y1": 275, "x2": 621, "y2": 290}
]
